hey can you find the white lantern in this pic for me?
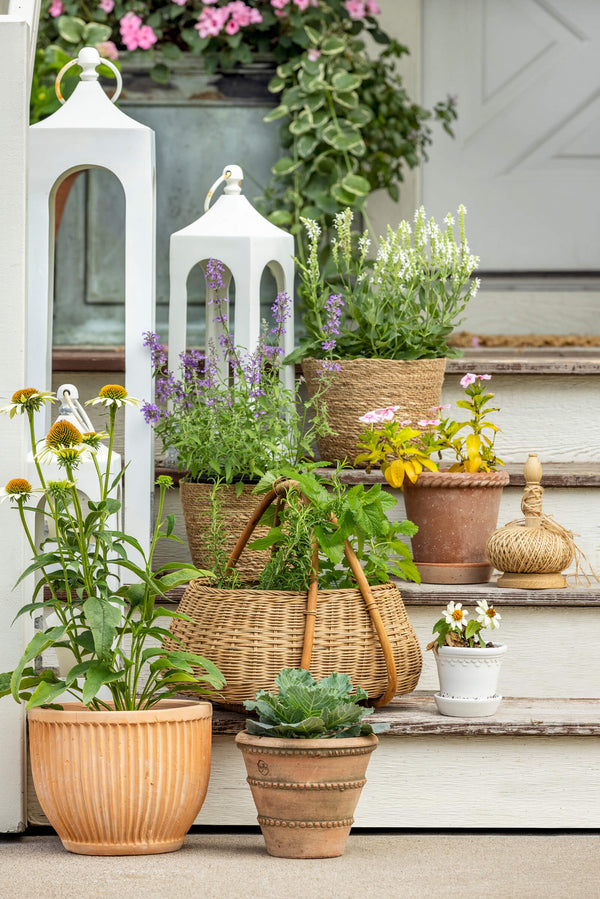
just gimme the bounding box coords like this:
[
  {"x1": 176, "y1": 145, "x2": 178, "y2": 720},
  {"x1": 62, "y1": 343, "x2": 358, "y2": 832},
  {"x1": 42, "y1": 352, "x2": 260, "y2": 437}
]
[
  {"x1": 28, "y1": 47, "x2": 155, "y2": 557},
  {"x1": 168, "y1": 164, "x2": 295, "y2": 389}
]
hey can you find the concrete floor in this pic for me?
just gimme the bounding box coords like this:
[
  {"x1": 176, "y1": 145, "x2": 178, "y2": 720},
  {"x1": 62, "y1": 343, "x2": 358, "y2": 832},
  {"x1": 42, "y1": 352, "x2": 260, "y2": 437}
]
[{"x1": 0, "y1": 831, "x2": 599, "y2": 899}]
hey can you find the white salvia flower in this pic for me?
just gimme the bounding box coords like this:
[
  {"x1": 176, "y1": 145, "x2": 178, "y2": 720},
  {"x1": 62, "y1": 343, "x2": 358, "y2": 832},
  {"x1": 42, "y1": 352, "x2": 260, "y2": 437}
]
[
  {"x1": 476, "y1": 600, "x2": 501, "y2": 630},
  {"x1": 358, "y1": 235, "x2": 371, "y2": 255},
  {"x1": 443, "y1": 601, "x2": 468, "y2": 632}
]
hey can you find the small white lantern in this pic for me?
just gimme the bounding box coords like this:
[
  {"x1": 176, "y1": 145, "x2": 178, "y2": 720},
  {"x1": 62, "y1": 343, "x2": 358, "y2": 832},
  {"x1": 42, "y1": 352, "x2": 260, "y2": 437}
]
[
  {"x1": 28, "y1": 47, "x2": 155, "y2": 556},
  {"x1": 168, "y1": 164, "x2": 295, "y2": 389}
]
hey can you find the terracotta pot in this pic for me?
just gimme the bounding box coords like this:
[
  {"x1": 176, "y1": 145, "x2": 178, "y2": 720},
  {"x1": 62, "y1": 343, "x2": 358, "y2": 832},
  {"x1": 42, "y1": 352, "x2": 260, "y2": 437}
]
[
  {"x1": 235, "y1": 730, "x2": 378, "y2": 858},
  {"x1": 302, "y1": 357, "x2": 446, "y2": 465},
  {"x1": 434, "y1": 643, "x2": 508, "y2": 717},
  {"x1": 403, "y1": 469, "x2": 510, "y2": 584},
  {"x1": 28, "y1": 699, "x2": 212, "y2": 856},
  {"x1": 179, "y1": 480, "x2": 270, "y2": 584}
]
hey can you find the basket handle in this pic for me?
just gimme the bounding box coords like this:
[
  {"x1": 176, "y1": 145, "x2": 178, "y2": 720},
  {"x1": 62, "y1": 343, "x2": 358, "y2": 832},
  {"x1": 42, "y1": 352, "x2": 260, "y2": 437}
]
[{"x1": 224, "y1": 479, "x2": 398, "y2": 705}]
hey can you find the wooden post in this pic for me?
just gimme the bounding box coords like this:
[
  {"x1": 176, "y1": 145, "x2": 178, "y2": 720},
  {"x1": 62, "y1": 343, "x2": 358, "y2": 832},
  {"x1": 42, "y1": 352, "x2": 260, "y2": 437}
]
[{"x1": 0, "y1": 13, "x2": 31, "y2": 832}]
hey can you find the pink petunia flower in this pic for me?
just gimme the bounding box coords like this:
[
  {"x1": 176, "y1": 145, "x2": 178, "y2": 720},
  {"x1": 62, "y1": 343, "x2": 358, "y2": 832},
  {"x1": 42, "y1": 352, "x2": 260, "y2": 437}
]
[
  {"x1": 137, "y1": 24, "x2": 157, "y2": 49},
  {"x1": 345, "y1": 0, "x2": 366, "y2": 19},
  {"x1": 271, "y1": 0, "x2": 289, "y2": 8},
  {"x1": 225, "y1": 17, "x2": 239, "y2": 34},
  {"x1": 365, "y1": 0, "x2": 380, "y2": 12},
  {"x1": 460, "y1": 373, "x2": 477, "y2": 389},
  {"x1": 99, "y1": 0, "x2": 114, "y2": 12},
  {"x1": 49, "y1": 0, "x2": 64, "y2": 17},
  {"x1": 97, "y1": 40, "x2": 119, "y2": 59}
]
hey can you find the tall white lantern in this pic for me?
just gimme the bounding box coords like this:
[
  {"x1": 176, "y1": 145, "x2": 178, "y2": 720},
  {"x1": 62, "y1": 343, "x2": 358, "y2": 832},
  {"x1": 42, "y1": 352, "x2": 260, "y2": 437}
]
[
  {"x1": 28, "y1": 47, "x2": 155, "y2": 556},
  {"x1": 168, "y1": 164, "x2": 295, "y2": 389}
]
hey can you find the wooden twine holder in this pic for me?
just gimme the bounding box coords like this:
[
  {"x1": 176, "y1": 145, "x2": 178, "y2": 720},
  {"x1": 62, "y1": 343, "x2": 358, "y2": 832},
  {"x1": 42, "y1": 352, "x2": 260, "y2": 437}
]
[
  {"x1": 224, "y1": 478, "x2": 399, "y2": 706},
  {"x1": 486, "y1": 453, "x2": 574, "y2": 589}
]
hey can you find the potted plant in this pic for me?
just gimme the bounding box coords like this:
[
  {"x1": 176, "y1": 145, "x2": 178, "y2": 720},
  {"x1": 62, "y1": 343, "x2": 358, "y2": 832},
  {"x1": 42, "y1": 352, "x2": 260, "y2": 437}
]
[
  {"x1": 168, "y1": 465, "x2": 423, "y2": 709},
  {"x1": 235, "y1": 667, "x2": 388, "y2": 858},
  {"x1": 142, "y1": 267, "x2": 331, "y2": 583},
  {"x1": 356, "y1": 372, "x2": 509, "y2": 584},
  {"x1": 0, "y1": 385, "x2": 226, "y2": 856},
  {"x1": 289, "y1": 205, "x2": 480, "y2": 464},
  {"x1": 426, "y1": 600, "x2": 506, "y2": 717}
]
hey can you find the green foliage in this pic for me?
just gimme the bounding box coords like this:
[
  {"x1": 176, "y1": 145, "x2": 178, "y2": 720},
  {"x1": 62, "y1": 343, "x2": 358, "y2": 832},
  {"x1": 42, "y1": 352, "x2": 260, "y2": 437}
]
[
  {"x1": 34, "y1": 0, "x2": 456, "y2": 239},
  {"x1": 244, "y1": 464, "x2": 421, "y2": 590},
  {"x1": 244, "y1": 667, "x2": 389, "y2": 738},
  {"x1": 290, "y1": 205, "x2": 479, "y2": 365},
  {"x1": 0, "y1": 387, "x2": 225, "y2": 711}
]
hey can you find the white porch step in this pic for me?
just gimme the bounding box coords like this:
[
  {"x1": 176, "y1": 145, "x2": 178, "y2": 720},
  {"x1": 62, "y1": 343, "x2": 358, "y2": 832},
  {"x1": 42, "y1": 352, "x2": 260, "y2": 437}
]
[{"x1": 443, "y1": 350, "x2": 600, "y2": 463}]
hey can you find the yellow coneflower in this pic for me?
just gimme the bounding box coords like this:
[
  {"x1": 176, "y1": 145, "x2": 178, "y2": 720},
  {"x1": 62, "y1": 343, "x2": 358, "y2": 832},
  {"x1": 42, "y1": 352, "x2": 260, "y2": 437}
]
[
  {"x1": 0, "y1": 389, "x2": 56, "y2": 417},
  {"x1": 45, "y1": 420, "x2": 82, "y2": 449},
  {"x1": 87, "y1": 384, "x2": 140, "y2": 409},
  {"x1": 0, "y1": 478, "x2": 42, "y2": 503}
]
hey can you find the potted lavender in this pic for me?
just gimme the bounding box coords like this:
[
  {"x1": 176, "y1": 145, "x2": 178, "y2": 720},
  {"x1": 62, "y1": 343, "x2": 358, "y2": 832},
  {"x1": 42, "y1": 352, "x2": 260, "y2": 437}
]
[{"x1": 142, "y1": 258, "x2": 331, "y2": 582}]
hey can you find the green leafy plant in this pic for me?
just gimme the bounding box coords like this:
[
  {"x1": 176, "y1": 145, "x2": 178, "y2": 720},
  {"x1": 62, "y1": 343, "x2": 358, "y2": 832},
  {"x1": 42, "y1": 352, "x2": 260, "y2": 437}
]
[
  {"x1": 243, "y1": 667, "x2": 389, "y2": 738},
  {"x1": 289, "y1": 205, "x2": 479, "y2": 365},
  {"x1": 143, "y1": 268, "x2": 332, "y2": 484},
  {"x1": 0, "y1": 385, "x2": 225, "y2": 711},
  {"x1": 428, "y1": 600, "x2": 502, "y2": 650},
  {"x1": 246, "y1": 464, "x2": 421, "y2": 589},
  {"x1": 355, "y1": 373, "x2": 503, "y2": 490},
  {"x1": 34, "y1": 0, "x2": 455, "y2": 235}
]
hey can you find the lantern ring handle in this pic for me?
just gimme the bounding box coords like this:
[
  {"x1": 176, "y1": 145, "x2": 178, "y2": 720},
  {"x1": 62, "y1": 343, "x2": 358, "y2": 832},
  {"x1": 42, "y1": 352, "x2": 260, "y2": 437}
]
[{"x1": 55, "y1": 57, "x2": 122, "y2": 105}]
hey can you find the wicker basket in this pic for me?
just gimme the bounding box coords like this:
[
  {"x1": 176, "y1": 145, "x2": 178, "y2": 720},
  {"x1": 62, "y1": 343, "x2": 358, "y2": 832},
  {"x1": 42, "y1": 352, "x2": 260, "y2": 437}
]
[
  {"x1": 179, "y1": 481, "x2": 271, "y2": 585},
  {"x1": 302, "y1": 357, "x2": 447, "y2": 465},
  {"x1": 168, "y1": 480, "x2": 422, "y2": 710}
]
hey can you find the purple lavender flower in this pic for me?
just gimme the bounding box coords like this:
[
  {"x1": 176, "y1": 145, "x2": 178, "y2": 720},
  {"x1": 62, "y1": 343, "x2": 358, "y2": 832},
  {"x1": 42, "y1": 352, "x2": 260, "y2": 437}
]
[
  {"x1": 270, "y1": 291, "x2": 290, "y2": 336},
  {"x1": 320, "y1": 293, "x2": 344, "y2": 355},
  {"x1": 142, "y1": 331, "x2": 167, "y2": 369},
  {"x1": 317, "y1": 360, "x2": 342, "y2": 374},
  {"x1": 141, "y1": 402, "x2": 162, "y2": 424},
  {"x1": 205, "y1": 258, "x2": 226, "y2": 295}
]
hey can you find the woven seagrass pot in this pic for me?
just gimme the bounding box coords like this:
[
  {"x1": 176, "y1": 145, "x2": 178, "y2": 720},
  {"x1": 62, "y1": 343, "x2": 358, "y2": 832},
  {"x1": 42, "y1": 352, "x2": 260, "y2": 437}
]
[
  {"x1": 179, "y1": 480, "x2": 270, "y2": 585},
  {"x1": 28, "y1": 699, "x2": 212, "y2": 856},
  {"x1": 235, "y1": 731, "x2": 378, "y2": 858},
  {"x1": 302, "y1": 357, "x2": 446, "y2": 465},
  {"x1": 403, "y1": 469, "x2": 510, "y2": 584},
  {"x1": 168, "y1": 480, "x2": 422, "y2": 710}
]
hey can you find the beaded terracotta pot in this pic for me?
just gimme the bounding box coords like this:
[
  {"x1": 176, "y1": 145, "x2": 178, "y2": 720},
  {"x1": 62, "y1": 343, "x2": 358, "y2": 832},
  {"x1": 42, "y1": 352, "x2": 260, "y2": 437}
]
[
  {"x1": 403, "y1": 469, "x2": 510, "y2": 584},
  {"x1": 28, "y1": 699, "x2": 213, "y2": 856},
  {"x1": 235, "y1": 730, "x2": 378, "y2": 858}
]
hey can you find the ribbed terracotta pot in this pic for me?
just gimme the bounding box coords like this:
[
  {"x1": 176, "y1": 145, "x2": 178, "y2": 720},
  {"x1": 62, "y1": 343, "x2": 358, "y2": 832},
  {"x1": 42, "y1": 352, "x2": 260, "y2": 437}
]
[
  {"x1": 179, "y1": 480, "x2": 269, "y2": 584},
  {"x1": 302, "y1": 357, "x2": 446, "y2": 465},
  {"x1": 28, "y1": 699, "x2": 213, "y2": 856},
  {"x1": 403, "y1": 469, "x2": 510, "y2": 584},
  {"x1": 235, "y1": 730, "x2": 378, "y2": 858}
]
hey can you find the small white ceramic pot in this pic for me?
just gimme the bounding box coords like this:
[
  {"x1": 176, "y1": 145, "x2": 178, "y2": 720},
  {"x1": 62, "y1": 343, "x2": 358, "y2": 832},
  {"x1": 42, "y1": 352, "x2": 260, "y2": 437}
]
[{"x1": 434, "y1": 643, "x2": 507, "y2": 717}]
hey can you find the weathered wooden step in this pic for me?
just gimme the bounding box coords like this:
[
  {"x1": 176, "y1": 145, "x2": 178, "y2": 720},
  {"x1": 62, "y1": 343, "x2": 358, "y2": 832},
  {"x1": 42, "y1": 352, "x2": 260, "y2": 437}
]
[{"x1": 28, "y1": 694, "x2": 600, "y2": 829}]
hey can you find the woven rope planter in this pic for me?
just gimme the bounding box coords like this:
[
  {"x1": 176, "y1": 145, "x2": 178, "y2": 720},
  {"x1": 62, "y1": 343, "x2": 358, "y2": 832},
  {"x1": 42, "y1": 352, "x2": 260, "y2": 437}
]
[
  {"x1": 302, "y1": 357, "x2": 446, "y2": 465},
  {"x1": 403, "y1": 469, "x2": 510, "y2": 585},
  {"x1": 169, "y1": 480, "x2": 422, "y2": 709},
  {"x1": 179, "y1": 481, "x2": 270, "y2": 585}
]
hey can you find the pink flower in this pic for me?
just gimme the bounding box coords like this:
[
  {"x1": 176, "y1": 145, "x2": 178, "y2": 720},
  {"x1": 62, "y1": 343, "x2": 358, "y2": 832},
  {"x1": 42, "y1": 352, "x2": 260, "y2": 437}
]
[
  {"x1": 344, "y1": 0, "x2": 366, "y2": 19},
  {"x1": 460, "y1": 373, "x2": 477, "y2": 389},
  {"x1": 359, "y1": 405, "x2": 401, "y2": 424},
  {"x1": 49, "y1": 0, "x2": 63, "y2": 16},
  {"x1": 195, "y1": 6, "x2": 229, "y2": 37},
  {"x1": 271, "y1": 0, "x2": 289, "y2": 8},
  {"x1": 202, "y1": 0, "x2": 219, "y2": 3},
  {"x1": 225, "y1": 17, "x2": 239, "y2": 33},
  {"x1": 430, "y1": 404, "x2": 451, "y2": 413},
  {"x1": 417, "y1": 418, "x2": 441, "y2": 428},
  {"x1": 479, "y1": 373, "x2": 492, "y2": 380},
  {"x1": 99, "y1": 0, "x2": 114, "y2": 12},
  {"x1": 97, "y1": 40, "x2": 119, "y2": 59},
  {"x1": 137, "y1": 25, "x2": 157, "y2": 49},
  {"x1": 293, "y1": 0, "x2": 316, "y2": 9},
  {"x1": 172, "y1": 0, "x2": 187, "y2": 6},
  {"x1": 365, "y1": 0, "x2": 380, "y2": 12},
  {"x1": 398, "y1": 420, "x2": 412, "y2": 428},
  {"x1": 307, "y1": 48, "x2": 321, "y2": 61}
]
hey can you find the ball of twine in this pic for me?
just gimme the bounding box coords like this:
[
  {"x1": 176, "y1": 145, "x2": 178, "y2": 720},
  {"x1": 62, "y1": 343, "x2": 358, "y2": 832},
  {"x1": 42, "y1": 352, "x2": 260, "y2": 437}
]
[{"x1": 487, "y1": 482, "x2": 580, "y2": 577}]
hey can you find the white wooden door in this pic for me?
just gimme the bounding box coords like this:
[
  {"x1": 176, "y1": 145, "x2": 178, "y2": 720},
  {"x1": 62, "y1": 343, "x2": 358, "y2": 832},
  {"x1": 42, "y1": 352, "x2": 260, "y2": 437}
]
[{"x1": 422, "y1": 0, "x2": 600, "y2": 271}]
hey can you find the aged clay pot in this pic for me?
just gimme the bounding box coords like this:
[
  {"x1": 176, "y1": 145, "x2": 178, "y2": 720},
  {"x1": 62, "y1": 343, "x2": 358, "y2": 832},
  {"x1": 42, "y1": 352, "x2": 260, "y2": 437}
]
[
  {"x1": 403, "y1": 469, "x2": 510, "y2": 584},
  {"x1": 28, "y1": 699, "x2": 212, "y2": 856},
  {"x1": 235, "y1": 730, "x2": 378, "y2": 858}
]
